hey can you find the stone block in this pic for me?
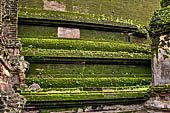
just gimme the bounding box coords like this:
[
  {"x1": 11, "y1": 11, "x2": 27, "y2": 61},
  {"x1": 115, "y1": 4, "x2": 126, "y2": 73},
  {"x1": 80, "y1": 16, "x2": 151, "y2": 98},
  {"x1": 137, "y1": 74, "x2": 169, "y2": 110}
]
[
  {"x1": 43, "y1": 0, "x2": 66, "y2": 11},
  {"x1": 58, "y1": 27, "x2": 80, "y2": 39}
]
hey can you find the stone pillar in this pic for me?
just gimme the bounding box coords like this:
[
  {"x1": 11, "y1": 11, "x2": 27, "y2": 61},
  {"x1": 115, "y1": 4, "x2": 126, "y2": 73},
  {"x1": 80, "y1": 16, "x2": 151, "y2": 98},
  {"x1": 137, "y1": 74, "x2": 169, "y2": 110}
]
[
  {"x1": 1, "y1": 0, "x2": 18, "y2": 40},
  {"x1": 151, "y1": 0, "x2": 170, "y2": 85},
  {"x1": 152, "y1": 34, "x2": 170, "y2": 85},
  {"x1": 145, "y1": 0, "x2": 170, "y2": 111},
  {"x1": 1, "y1": 0, "x2": 28, "y2": 86},
  {"x1": 0, "y1": 0, "x2": 27, "y2": 112},
  {"x1": 1, "y1": 0, "x2": 20, "y2": 56}
]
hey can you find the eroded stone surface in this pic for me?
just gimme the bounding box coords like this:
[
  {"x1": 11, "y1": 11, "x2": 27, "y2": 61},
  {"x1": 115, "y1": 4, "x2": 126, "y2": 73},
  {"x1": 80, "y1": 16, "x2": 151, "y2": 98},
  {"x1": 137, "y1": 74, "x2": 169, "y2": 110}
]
[
  {"x1": 153, "y1": 34, "x2": 170, "y2": 85},
  {"x1": 43, "y1": 0, "x2": 66, "y2": 11},
  {"x1": 58, "y1": 27, "x2": 80, "y2": 39},
  {"x1": 145, "y1": 85, "x2": 170, "y2": 112}
]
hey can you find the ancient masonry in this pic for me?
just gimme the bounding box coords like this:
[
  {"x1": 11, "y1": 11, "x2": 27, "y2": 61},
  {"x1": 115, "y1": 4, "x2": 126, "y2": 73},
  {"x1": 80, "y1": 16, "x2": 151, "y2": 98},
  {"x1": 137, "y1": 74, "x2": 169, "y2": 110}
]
[
  {"x1": 0, "y1": 0, "x2": 27, "y2": 112},
  {"x1": 0, "y1": 0, "x2": 170, "y2": 112},
  {"x1": 145, "y1": 0, "x2": 170, "y2": 111}
]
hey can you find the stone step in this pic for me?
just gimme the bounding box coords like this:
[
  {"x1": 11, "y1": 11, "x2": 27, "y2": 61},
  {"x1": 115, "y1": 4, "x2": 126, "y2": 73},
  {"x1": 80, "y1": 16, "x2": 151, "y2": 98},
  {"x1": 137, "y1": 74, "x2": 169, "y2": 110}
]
[
  {"x1": 25, "y1": 77, "x2": 151, "y2": 89},
  {"x1": 22, "y1": 87, "x2": 150, "y2": 109},
  {"x1": 21, "y1": 38, "x2": 150, "y2": 54}
]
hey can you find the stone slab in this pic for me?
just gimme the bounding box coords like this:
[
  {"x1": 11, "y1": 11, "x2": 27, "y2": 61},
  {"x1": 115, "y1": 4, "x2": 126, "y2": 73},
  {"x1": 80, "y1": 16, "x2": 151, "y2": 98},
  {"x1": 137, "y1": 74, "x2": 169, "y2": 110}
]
[{"x1": 58, "y1": 27, "x2": 80, "y2": 39}]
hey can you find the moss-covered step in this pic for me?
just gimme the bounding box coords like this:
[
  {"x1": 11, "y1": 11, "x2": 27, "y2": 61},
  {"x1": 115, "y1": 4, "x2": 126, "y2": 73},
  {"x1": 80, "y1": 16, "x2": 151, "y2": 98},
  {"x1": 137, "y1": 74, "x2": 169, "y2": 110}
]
[
  {"x1": 22, "y1": 88, "x2": 149, "y2": 101},
  {"x1": 20, "y1": 38, "x2": 151, "y2": 53},
  {"x1": 24, "y1": 56, "x2": 151, "y2": 65},
  {"x1": 18, "y1": 7, "x2": 138, "y2": 32},
  {"x1": 18, "y1": 0, "x2": 160, "y2": 26},
  {"x1": 26, "y1": 63, "x2": 151, "y2": 78},
  {"x1": 37, "y1": 85, "x2": 149, "y2": 92},
  {"x1": 28, "y1": 74, "x2": 151, "y2": 79},
  {"x1": 22, "y1": 87, "x2": 150, "y2": 109},
  {"x1": 21, "y1": 48, "x2": 151, "y2": 60},
  {"x1": 25, "y1": 77, "x2": 151, "y2": 88}
]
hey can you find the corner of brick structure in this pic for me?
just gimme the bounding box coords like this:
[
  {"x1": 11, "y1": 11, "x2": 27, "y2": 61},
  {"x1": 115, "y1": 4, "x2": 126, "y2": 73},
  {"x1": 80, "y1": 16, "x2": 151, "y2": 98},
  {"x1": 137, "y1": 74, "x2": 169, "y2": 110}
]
[
  {"x1": 0, "y1": 0, "x2": 28, "y2": 112},
  {"x1": 145, "y1": 0, "x2": 170, "y2": 111}
]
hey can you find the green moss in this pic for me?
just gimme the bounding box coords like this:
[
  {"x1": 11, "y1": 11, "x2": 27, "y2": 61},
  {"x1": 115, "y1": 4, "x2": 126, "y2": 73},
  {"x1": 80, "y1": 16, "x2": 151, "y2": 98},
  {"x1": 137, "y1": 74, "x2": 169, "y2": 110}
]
[
  {"x1": 18, "y1": 0, "x2": 44, "y2": 9},
  {"x1": 20, "y1": 38, "x2": 151, "y2": 53},
  {"x1": 40, "y1": 85, "x2": 149, "y2": 92},
  {"x1": 18, "y1": 25, "x2": 132, "y2": 42},
  {"x1": 18, "y1": 25, "x2": 58, "y2": 38},
  {"x1": 151, "y1": 84, "x2": 170, "y2": 92},
  {"x1": 22, "y1": 90, "x2": 149, "y2": 101},
  {"x1": 26, "y1": 62, "x2": 151, "y2": 78},
  {"x1": 18, "y1": 7, "x2": 138, "y2": 28},
  {"x1": 25, "y1": 77, "x2": 151, "y2": 88},
  {"x1": 18, "y1": 0, "x2": 160, "y2": 25},
  {"x1": 21, "y1": 48, "x2": 151, "y2": 59},
  {"x1": 27, "y1": 74, "x2": 151, "y2": 79},
  {"x1": 150, "y1": 6, "x2": 170, "y2": 34},
  {"x1": 21, "y1": 87, "x2": 149, "y2": 95},
  {"x1": 80, "y1": 29, "x2": 129, "y2": 42},
  {"x1": 161, "y1": 0, "x2": 170, "y2": 7}
]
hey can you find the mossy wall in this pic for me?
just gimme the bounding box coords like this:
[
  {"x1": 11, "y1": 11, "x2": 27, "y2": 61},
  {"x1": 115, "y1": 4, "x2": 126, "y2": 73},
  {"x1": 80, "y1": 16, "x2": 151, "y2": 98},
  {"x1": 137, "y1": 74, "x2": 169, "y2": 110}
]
[
  {"x1": 18, "y1": 0, "x2": 161, "y2": 25},
  {"x1": 26, "y1": 63, "x2": 151, "y2": 78},
  {"x1": 18, "y1": 25, "x2": 129, "y2": 42},
  {"x1": 18, "y1": 25, "x2": 58, "y2": 39}
]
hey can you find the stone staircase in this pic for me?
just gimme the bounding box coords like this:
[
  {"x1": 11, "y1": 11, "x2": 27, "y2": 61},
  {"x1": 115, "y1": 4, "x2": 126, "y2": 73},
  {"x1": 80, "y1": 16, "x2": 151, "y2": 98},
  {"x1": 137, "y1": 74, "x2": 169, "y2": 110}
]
[{"x1": 17, "y1": 1, "x2": 154, "y2": 112}]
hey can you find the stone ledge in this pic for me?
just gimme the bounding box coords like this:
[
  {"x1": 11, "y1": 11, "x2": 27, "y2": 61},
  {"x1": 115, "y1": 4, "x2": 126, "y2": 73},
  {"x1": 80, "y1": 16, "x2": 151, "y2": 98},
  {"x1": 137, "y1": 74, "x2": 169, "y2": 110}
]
[{"x1": 18, "y1": 7, "x2": 138, "y2": 33}]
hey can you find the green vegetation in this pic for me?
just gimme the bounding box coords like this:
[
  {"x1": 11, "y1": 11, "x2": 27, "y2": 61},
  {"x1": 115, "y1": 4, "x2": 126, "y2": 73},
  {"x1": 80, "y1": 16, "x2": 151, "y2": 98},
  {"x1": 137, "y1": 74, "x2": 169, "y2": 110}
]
[
  {"x1": 20, "y1": 86, "x2": 150, "y2": 102},
  {"x1": 27, "y1": 73, "x2": 151, "y2": 79},
  {"x1": 23, "y1": 91, "x2": 149, "y2": 101},
  {"x1": 21, "y1": 48, "x2": 151, "y2": 59},
  {"x1": 26, "y1": 63, "x2": 151, "y2": 78},
  {"x1": 40, "y1": 85, "x2": 149, "y2": 92},
  {"x1": 19, "y1": 25, "x2": 130, "y2": 42},
  {"x1": 25, "y1": 77, "x2": 151, "y2": 88},
  {"x1": 21, "y1": 88, "x2": 149, "y2": 95},
  {"x1": 161, "y1": 0, "x2": 170, "y2": 7},
  {"x1": 80, "y1": 29, "x2": 128, "y2": 42},
  {"x1": 17, "y1": 0, "x2": 156, "y2": 106},
  {"x1": 18, "y1": 25, "x2": 58, "y2": 39},
  {"x1": 151, "y1": 84, "x2": 170, "y2": 92},
  {"x1": 18, "y1": 0, "x2": 160, "y2": 25},
  {"x1": 18, "y1": 7, "x2": 137, "y2": 28},
  {"x1": 150, "y1": 5, "x2": 170, "y2": 34},
  {"x1": 18, "y1": 0, "x2": 44, "y2": 9},
  {"x1": 21, "y1": 38, "x2": 151, "y2": 53}
]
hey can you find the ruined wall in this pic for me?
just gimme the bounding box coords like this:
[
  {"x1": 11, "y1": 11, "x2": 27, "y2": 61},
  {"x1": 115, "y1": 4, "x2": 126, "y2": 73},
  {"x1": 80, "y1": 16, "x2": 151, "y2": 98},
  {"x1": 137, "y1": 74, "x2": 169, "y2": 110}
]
[
  {"x1": 0, "y1": 40, "x2": 26, "y2": 113},
  {"x1": 150, "y1": 0, "x2": 170, "y2": 85},
  {"x1": 0, "y1": 0, "x2": 27, "y2": 112},
  {"x1": 145, "y1": 0, "x2": 170, "y2": 111}
]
